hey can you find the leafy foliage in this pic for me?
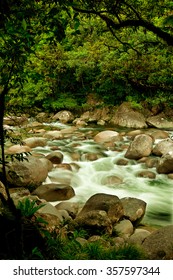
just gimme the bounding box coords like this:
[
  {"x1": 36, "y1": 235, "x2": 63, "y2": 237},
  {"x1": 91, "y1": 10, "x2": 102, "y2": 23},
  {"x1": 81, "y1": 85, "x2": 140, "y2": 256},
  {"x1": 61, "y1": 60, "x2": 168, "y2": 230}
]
[
  {"x1": 16, "y1": 198, "x2": 45, "y2": 218},
  {"x1": 43, "y1": 232, "x2": 146, "y2": 260}
]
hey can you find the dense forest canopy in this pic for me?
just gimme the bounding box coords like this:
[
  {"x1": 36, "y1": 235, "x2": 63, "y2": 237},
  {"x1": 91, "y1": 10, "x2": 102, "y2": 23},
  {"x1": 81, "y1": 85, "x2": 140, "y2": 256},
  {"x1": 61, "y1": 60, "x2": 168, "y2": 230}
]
[{"x1": 0, "y1": 0, "x2": 173, "y2": 114}]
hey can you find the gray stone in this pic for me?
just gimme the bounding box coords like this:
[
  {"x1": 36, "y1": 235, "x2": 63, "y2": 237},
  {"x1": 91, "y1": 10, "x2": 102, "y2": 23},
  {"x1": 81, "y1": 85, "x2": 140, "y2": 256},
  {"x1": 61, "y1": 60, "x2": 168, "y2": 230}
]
[
  {"x1": 147, "y1": 113, "x2": 173, "y2": 129},
  {"x1": 125, "y1": 134, "x2": 153, "y2": 159},
  {"x1": 157, "y1": 152, "x2": 173, "y2": 174},
  {"x1": 6, "y1": 156, "x2": 49, "y2": 188},
  {"x1": 110, "y1": 102, "x2": 147, "y2": 128},
  {"x1": 113, "y1": 219, "x2": 134, "y2": 238},
  {"x1": 142, "y1": 225, "x2": 173, "y2": 259},
  {"x1": 23, "y1": 137, "x2": 47, "y2": 148},
  {"x1": 153, "y1": 139, "x2": 173, "y2": 156},
  {"x1": 94, "y1": 130, "x2": 120, "y2": 143},
  {"x1": 136, "y1": 170, "x2": 156, "y2": 179},
  {"x1": 77, "y1": 193, "x2": 124, "y2": 224},
  {"x1": 52, "y1": 110, "x2": 74, "y2": 123},
  {"x1": 121, "y1": 197, "x2": 147, "y2": 225},
  {"x1": 128, "y1": 229, "x2": 151, "y2": 245},
  {"x1": 32, "y1": 183, "x2": 75, "y2": 202}
]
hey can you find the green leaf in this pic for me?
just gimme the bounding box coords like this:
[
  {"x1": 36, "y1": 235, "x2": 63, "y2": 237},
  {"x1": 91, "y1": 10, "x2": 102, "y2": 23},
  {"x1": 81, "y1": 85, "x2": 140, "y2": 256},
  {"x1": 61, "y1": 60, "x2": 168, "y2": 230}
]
[
  {"x1": 163, "y1": 15, "x2": 173, "y2": 26},
  {"x1": 74, "y1": 18, "x2": 80, "y2": 30},
  {"x1": 22, "y1": 19, "x2": 27, "y2": 30}
]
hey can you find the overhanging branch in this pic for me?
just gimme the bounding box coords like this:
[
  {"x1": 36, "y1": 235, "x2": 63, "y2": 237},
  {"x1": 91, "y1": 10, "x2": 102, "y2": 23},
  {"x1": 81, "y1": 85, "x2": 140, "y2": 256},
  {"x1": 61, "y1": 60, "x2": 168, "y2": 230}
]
[{"x1": 73, "y1": 7, "x2": 173, "y2": 46}]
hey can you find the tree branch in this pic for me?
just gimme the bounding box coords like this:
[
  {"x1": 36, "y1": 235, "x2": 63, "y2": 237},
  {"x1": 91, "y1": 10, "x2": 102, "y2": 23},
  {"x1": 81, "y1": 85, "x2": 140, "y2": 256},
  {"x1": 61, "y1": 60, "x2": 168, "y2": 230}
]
[{"x1": 73, "y1": 7, "x2": 173, "y2": 46}]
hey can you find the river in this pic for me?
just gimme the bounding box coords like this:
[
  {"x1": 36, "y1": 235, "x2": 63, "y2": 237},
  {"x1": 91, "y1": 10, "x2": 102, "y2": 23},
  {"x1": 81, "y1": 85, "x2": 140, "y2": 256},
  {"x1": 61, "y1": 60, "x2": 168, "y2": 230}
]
[{"x1": 32, "y1": 122, "x2": 173, "y2": 227}]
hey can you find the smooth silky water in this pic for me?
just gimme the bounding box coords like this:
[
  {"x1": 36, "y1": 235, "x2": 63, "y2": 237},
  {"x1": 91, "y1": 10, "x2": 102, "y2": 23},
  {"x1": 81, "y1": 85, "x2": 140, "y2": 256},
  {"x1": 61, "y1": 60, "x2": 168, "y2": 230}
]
[{"x1": 33, "y1": 122, "x2": 173, "y2": 227}]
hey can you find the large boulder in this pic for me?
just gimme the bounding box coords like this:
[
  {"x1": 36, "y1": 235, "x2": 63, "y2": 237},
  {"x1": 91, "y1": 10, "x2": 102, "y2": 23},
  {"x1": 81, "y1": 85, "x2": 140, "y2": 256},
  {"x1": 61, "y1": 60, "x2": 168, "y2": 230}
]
[
  {"x1": 147, "y1": 113, "x2": 173, "y2": 129},
  {"x1": 156, "y1": 152, "x2": 173, "y2": 174},
  {"x1": 23, "y1": 137, "x2": 47, "y2": 148},
  {"x1": 52, "y1": 110, "x2": 74, "y2": 123},
  {"x1": 125, "y1": 134, "x2": 153, "y2": 159},
  {"x1": 32, "y1": 183, "x2": 75, "y2": 202},
  {"x1": 80, "y1": 107, "x2": 111, "y2": 123},
  {"x1": 3, "y1": 116, "x2": 28, "y2": 126},
  {"x1": 6, "y1": 144, "x2": 31, "y2": 154},
  {"x1": 74, "y1": 210, "x2": 113, "y2": 234},
  {"x1": 121, "y1": 197, "x2": 147, "y2": 225},
  {"x1": 35, "y1": 112, "x2": 50, "y2": 122},
  {"x1": 6, "y1": 156, "x2": 49, "y2": 189},
  {"x1": 94, "y1": 130, "x2": 120, "y2": 143},
  {"x1": 110, "y1": 102, "x2": 147, "y2": 128},
  {"x1": 77, "y1": 193, "x2": 124, "y2": 224},
  {"x1": 152, "y1": 139, "x2": 173, "y2": 156},
  {"x1": 142, "y1": 225, "x2": 173, "y2": 259},
  {"x1": 146, "y1": 129, "x2": 169, "y2": 140}
]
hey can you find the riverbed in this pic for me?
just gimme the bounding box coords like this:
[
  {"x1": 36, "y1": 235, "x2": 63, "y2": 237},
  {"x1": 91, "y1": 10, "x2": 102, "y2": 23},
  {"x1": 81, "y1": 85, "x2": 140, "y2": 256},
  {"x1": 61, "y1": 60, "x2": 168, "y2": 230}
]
[{"x1": 30, "y1": 121, "x2": 173, "y2": 227}]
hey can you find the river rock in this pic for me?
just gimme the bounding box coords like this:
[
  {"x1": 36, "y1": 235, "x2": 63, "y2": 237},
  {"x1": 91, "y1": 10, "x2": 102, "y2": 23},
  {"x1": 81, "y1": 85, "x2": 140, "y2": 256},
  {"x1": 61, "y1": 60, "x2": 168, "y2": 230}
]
[
  {"x1": 45, "y1": 151, "x2": 63, "y2": 164},
  {"x1": 110, "y1": 102, "x2": 147, "y2": 128},
  {"x1": 52, "y1": 110, "x2": 74, "y2": 123},
  {"x1": 136, "y1": 170, "x2": 156, "y2": 179},
  {"x1": 54, "y1": 163, "x2": 72, "y2": 171},
  {"x1": 6, "y1": 156, "x2": 49, "y2": 189},
  {"x1": 115, "y1": 158, "x2": 129, "y2": 165},
  {"x1": 80, "y1": 107, "x2": 110, "y2": 123},
  {"x1": 128, "y1": 229, "x2": 151, "y2": 245},
  {"x1": 3, "y1": 116, "x2": 28, "y2": 126},
  {"x1": 77, "y1": 193, "x2": 124, "y2": 224},
  {"x1": 145, "y1": 157, "x2": 159, "y2": 168},
  {"x1": 156, "y1": 152, "x2": 173, "y2": 173},
  {"x1": 23, "y1": 137, "x2": 47, "y2": 148},
  {"x1": 126, "y1": 130, "x2": 143, "y2": 138},
  {"x1": 37, "y1": 202, "x2": 70, "y2": 221},
  {"x1": 32, "y1": 183, "x2": 75, "y2": 202},
  {"x1": 73, "y1": 118, "x2": 88, "y2": 127},
  {"x1": 152, "y1": 139, "x2": 173, "y2": 156},
  {"x1": 146, "y1": 113, "x2": 173, "y2": 129},
  {"x1": 35, "y1": 212, "x2": 62, "y2": 233},
  {"x1": 9, "y1": 188, "x2": 31, "y2": 206},
  {"x1": 121, "y1": 197, "x2": 147, "y2": 225},
  {"x1": 44, "y1": 130, "x2": 63, "y2": 140},
  {"x1": 48, "y1": 169, "x2": 73, "y2": 185},
  {"x1": 167, "y1": 173, "x2": 173, "y2": 179},
  {"x1": 74, "y1": 210, "x2": 113, "y2": 234},
  {"x1": 146, "y1": 129, "x2": 169, "y2": 140},
  {"x1": 83, "y1": 152, "x2": 103, "y2": 161},
  {"x1": 6, "y1": 144, "x2": 31, "y2": 154},
  {"x1": 125, "y1": 134, "x2": 153, "y2": 159},
  {"x1": 141, "y1": 225, "x2": 173, "y2": 259},
  {"x1": 60, "y1": 126, "x2": 77, "y2": 136},
  {"x1": 35, "y1": 112, "x2": 49, "y2": 122},
  {"x1": 27, "y1": 121, "x2": 43, "y2": 128},
  {"x1": 113, "y1": 219, "x2": 134, "y2": 238},
  {"x1": 39, "y1": 158, "x2": 53, "y2": 172},
  {"x1": 94, "y1": 130, "x2": 120, "y2": 143},
  {"x1": 55, "y1": 202, "x2": 79, "y2": 218},
  {"x1": 101, "y1": 175, "x2": 123, "y2": 185}
]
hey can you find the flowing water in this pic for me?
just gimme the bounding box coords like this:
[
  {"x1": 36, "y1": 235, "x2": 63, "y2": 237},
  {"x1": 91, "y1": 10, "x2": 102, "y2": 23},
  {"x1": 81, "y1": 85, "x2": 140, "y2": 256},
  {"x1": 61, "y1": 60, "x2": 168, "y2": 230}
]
[{"x1": 33, "y1": 122, "x2": 173, "y2": 227}]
